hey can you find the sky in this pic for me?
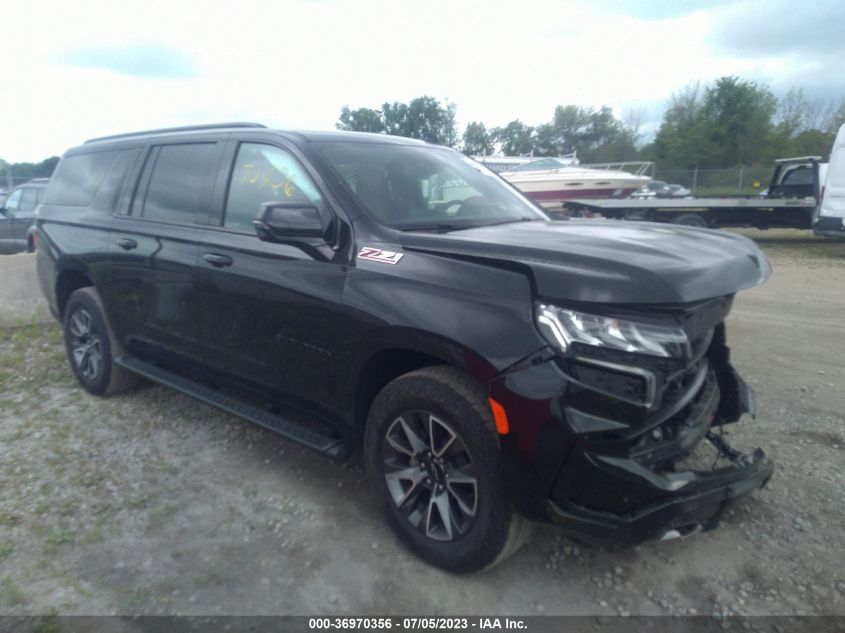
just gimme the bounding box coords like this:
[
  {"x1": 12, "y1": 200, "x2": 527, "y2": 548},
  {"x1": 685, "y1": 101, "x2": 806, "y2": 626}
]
[{"x1": 2, "y1": 0, "x2": 844, "y2": 162}]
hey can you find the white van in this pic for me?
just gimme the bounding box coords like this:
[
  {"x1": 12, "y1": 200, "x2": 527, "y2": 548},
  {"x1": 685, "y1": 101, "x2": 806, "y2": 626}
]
[{"x1": 814, "y1": 123, "x2": 845, "y2": 238}]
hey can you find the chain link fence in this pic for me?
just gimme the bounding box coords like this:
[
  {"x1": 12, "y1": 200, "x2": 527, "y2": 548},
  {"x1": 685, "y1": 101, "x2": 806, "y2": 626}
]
[{"x1": 654, "y1": 167, "x2": 774, "y2": 196}]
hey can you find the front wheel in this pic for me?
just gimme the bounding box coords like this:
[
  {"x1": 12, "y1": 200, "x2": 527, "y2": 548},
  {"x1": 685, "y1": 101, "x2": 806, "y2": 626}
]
[{"x1": 364, "y1": 366, "x2": 528, "y2": 572}]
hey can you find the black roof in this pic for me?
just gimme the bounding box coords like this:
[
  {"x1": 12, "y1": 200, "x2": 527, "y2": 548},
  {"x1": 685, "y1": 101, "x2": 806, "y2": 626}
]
[
  {"x1": 82, "y1": 123, "x2": 428, "y2": 148},
  {"x1": 288, "y1": 130, "x2": 428, "y2": 145}
]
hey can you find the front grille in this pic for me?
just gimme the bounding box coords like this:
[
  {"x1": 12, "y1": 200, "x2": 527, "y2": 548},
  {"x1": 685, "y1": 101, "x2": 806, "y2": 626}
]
[{"x1": 630, "y1": 371, "x2": 719, "y2": 468}]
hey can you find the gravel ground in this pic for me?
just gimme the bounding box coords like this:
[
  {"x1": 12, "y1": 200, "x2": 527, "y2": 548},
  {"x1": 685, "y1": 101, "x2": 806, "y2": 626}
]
[{"x1": 0, "y1": 229, "x2": 843, "y2": 617}]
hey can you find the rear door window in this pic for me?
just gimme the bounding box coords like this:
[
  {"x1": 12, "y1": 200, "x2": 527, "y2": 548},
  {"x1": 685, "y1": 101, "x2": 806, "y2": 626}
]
[
  {"x1": 140, "y1": 143, "x2": 218, "y2": 224},
  {"x1": 92, "y1": 148, "x2": 141, "y2": 214}
]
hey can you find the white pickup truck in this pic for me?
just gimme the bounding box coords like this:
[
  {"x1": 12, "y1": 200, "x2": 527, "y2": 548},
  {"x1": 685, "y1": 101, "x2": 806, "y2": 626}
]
[{"x1": 814, "y1": 124, "x2": 845, "y2": 238}]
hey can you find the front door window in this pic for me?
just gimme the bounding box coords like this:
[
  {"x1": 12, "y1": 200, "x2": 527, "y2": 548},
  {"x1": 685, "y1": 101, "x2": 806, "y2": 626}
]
[{"x1": 224, "y1": 143, "x2": 325, "y2": 233}]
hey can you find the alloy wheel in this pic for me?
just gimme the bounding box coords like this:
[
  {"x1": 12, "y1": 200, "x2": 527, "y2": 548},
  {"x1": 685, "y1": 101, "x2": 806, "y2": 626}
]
[
  {"x1": 382, "y1": 410, "x2": 478, "y2": 542},
  {"x1": 68, "y1": 308, "x2": 102, "y2": 381}
]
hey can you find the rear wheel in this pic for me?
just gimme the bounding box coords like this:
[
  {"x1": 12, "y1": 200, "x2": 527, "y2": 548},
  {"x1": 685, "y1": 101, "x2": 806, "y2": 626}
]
[
  {"x1": 673, "y1": 213, "x2": 708, "y2": 227},
  {"x1": 364, "y1": 366, "x2": 528, "y2": 572},
  {"x1": 63, "y1": 287, "x2": 139, "y2": 396}
]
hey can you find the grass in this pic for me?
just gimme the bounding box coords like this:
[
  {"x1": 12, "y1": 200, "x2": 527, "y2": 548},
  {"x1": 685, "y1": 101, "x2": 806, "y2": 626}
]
[
  {"x1": 0, "y1": 511, "x2": 23, "y2": 527},
  {"x1": 0, "y1": 543, "x2": 14, "y2": 564},
  {"x1": 145, "y1": 502, "x2": 180, "y2": 533},
  {"x1": 195, "y1": 566, "x2": 226, "y2": 587},
  {"x1": 0, "y1": 577, "x2": 27, "y2": 607},
  {"x1": 693, "y1": 186, "x2": 764, "y2": 197},
  {"x1": 730, "y1": 228, "x2": 845, "y2": 264},
  {"x1": 42, "y1": 528, "x2": 76, "y2": 557}
]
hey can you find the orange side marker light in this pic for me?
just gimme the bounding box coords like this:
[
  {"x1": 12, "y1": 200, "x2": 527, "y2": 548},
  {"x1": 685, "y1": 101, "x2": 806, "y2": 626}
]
[{"x1": 488, "y1": 397, "x2": 509, "y2": 435}]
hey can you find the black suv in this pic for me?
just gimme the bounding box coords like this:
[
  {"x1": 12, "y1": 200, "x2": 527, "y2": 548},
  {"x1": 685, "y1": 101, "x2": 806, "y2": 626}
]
[
  {"x1": 36, "y1": 123, "x2": 774, "y2": 572},
  {"x1": 0, "y1": 178, "x2": 48, "y2": 254}
]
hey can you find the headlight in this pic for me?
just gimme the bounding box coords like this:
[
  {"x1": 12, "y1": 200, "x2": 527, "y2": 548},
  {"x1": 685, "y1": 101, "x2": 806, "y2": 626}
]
[{"x1": 536, "y1": 304, "x2": 688, "y2": 359}]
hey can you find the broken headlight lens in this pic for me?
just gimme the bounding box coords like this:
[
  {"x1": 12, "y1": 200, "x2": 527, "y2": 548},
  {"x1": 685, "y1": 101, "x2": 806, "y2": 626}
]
[{"x1": 535, "y1": 304, "x2": 689, "y2": 359}]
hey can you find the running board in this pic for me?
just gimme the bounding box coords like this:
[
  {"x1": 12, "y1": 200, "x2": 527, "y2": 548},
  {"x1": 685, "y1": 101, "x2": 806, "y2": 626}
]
[{"x1": 115, "y1": 355, "x2": 349, "y2": 460}]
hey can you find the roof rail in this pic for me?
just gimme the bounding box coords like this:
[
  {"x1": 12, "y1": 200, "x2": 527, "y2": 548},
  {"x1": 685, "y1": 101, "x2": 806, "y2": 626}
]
[
  {"x1": 84, "y1": 122, "x2": 267, "y2": 144},
  {"x1": 774, "y1": 156, "x2": 822, "y2": 163}
]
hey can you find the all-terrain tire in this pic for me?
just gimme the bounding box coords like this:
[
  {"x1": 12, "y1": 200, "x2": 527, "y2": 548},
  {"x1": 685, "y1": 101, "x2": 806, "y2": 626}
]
[
  {"x1": 62, "y1": 287, "x2": 139, "y2": 396},
  {"x1": 364, "y1": 366, "x2": 528, "y2": 573}
]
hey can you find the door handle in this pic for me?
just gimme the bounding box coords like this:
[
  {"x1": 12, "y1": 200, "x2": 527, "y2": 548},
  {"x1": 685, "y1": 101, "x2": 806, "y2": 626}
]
[
  {"x1": 202, "y1": 252, "x2": 233, "y2": 268},
  {"x1": 116, "y1": 237, "x2": 137, "y2": 251}
]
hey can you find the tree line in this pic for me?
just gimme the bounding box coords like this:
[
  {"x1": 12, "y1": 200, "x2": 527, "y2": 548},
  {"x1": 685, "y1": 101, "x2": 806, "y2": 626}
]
[
  {"x1": 0, "y1": 157, "x2": 60, "y2": 187},
  {"x1": 336, "y1": 77, "x2": 845, "y2": 169}
]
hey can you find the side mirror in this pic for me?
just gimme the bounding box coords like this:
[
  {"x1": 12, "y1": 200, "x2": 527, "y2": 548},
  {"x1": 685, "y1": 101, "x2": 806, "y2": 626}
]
[
  {"x1": 253, "y1": 201, "x2": 335, "y2": 260},
  {"x1": 253, "y1": 201, "x2": 328, "y2": 240}
]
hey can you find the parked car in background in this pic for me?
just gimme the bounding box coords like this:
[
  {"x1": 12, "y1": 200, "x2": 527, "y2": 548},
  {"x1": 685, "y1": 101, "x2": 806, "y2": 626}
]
[
  {"x1": 768, "y1": 158, "x2": 827, "y2": 199},
  {"x1": 0, "y1": 178, "x2": 48, "y2": 254},
  {"x1": 667, "y1": 183, "x2": 692, "y2": 197},
  {"x1": 814, "y1": 125, "x2": 845, "y2": 238},
  {"x1": 630, "y1": 180, "x2": 672, "y2": 199}
]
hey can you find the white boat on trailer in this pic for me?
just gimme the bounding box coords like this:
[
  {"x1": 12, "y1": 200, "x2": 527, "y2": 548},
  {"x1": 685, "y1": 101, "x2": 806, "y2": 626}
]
[
  {"x1": 472, "y1": 153, "x2": 579, "y2": 173},
  {"x1": 499, "y1": 158, "x2": 653, "y2": 209}
]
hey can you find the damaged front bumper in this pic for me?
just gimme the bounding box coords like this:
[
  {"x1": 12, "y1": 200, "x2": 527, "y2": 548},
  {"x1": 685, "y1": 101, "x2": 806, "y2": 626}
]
[
  {"x1": 546, "y1": 432, "x2": 774, "y2": 544},
  {"x1": 492, "y1": 321, "x2": 775, "y2": 546},
  {"x1": 545, "y1": 368, "x2": 774, "y2": 545}
]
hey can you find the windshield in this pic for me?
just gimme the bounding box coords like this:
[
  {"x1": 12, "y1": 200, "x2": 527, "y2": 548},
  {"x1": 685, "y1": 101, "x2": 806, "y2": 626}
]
[{"x1": 313, "y1": 141, "x2": 548, "y2": 230}]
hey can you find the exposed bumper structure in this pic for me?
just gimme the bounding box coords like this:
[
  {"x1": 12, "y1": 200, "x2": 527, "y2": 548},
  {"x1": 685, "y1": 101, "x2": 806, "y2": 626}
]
[
  {"x1": 491, "y1": 318, "x2": 775, "y2": 547},
  {"x1": 547, "y1": 434, "x2": 773, "y2": 544}
]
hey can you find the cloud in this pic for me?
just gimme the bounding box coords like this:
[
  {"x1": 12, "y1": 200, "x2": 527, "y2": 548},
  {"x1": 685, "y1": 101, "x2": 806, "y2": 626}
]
[
  {"x1": 701, "y1": 0, "x2": 845, "y2": 105},
  {"x1": 587, "y1": 0, "x2": 736, "y2": 20},
  {"x1": 61, "y1": 41, "x2": 199, "y2": 79},
  {"x1": 710, "y1": 0, "x2": 845, "y2": 56},
  {"x1": 1, "y1": 0, "x2": 842, "y2": 161}
]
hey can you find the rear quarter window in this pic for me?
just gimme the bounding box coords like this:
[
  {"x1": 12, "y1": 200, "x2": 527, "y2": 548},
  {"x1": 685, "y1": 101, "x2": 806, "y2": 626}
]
[{"x1": 43, "y1": 151, "x2": 119, "y2": 206}]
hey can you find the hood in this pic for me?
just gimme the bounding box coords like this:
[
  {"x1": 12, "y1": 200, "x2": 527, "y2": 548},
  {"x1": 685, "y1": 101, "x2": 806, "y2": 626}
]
[{"x1": 399, "y1": 220, "x2": 771, "y2": 305}]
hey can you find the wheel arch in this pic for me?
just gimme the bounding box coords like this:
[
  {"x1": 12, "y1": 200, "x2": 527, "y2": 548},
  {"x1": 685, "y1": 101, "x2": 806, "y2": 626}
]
[
  {"x1": 55, "y1": 266, "x2": 95, "y2": 318},
  {"x1": 349, "y1": 329, "x2": 498, "y2": 434}
]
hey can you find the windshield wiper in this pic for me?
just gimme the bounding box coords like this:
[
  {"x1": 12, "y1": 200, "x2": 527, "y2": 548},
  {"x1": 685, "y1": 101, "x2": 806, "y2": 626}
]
[
  {"x1": 397, "y1": 217, "x2": 540, "y2": 233},
  {"x1": 397, "y1": 223, "x2": 471, "y2": 233},
  {"x1": 480, "y1": 217, "x2": 540, "y2": 227}
]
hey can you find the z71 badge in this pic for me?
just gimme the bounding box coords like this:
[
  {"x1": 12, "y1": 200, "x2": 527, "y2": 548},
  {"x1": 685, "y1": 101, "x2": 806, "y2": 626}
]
[{"x1": 357, "y1": 247, "x2": 404, "y2": 265}]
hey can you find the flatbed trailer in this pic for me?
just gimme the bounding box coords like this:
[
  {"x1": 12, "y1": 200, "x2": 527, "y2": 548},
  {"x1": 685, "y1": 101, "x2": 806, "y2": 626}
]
[
  {"x1": 558, "y1": 157, "x2": 823, "y2": 229},
  {"x1": 561, "y1": 195, "x2": 819, "y2": 228}
]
